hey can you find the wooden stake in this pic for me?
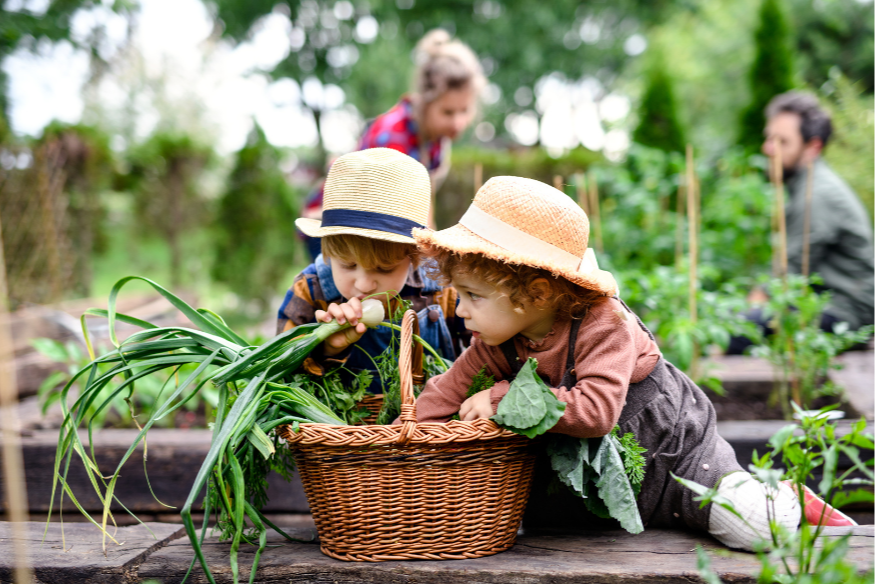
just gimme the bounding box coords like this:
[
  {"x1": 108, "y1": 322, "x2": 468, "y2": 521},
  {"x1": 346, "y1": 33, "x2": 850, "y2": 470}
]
[
  {"x1": 686, "y1": 144, "x2": 699, "y2": 379},
  {"x1": 675, "y1": 182, "x2": 686, "y2": 269},
  {"x1": 0, "y1": 205, "x2": 34, "y2": 583},
  {"x1": 474, "y1": 163, "x2": 483, "y2": 194},
  {"x1": 588, "y1": 171, "x2": 603, "y2": 253},
  {"x1": 801, "y1": 160, "x2": 814, "y2": 277},
  {"x1": 553, "y1": 175, "x2": 563, "y2": 192},
  {"x1": 772, "y1": 142, "x2": 789, "y2": 279}
]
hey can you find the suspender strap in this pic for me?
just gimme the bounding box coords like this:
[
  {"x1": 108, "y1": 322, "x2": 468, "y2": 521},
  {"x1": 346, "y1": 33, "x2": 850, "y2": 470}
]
[
  {"x1": 500, "y1": 317, "x2": 584, "y2": 385},
  {"x1": 499, "y1": 339, "x2": 523, "y2": 377}
]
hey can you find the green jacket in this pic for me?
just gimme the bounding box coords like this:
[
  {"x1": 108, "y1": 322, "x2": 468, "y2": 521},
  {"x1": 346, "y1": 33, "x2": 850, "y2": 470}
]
[{"x1": 785, "y1": 159, "x2": 874, "y2": 329}]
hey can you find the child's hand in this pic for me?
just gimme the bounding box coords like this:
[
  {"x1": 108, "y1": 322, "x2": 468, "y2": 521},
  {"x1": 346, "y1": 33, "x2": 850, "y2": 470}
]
[
  {"x1": 459, "y1": 390, "x2": 494, "y2": 421},
  {"x1": 315, "y1": 298, "x2": 368, "y2": 356}
]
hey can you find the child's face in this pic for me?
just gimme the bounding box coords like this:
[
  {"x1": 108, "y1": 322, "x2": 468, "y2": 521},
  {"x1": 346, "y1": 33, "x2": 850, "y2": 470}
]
[
  {"x1": 422, "y1": 88, "x2": 476, "y2": 141},
  {"x1": 331, "y1": 255, "x2": 411, "y2": 303},
  {"x1": 452, "y1": 272, "x2": 556, "y2": 346}
]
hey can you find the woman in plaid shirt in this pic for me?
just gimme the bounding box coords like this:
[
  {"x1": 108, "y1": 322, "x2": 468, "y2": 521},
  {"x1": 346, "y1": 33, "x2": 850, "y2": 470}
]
[{"x1": 300, "y1": 29, "x2": 485, "y2": 258}]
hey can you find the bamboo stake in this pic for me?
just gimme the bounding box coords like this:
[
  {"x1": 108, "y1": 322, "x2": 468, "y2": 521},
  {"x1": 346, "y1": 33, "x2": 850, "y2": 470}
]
[
  {"x1": 770, "y1": 141, "x2": 801, "y2": 407},
  {"x1": 474, "y1": 163, "x2": 483, "y2": 194},
  {"x1": 553, "y1": 175, "x2": 563, "y2": 193},
  {"x1": 801, "y1": 160, "x2": 814, "y2": 277},
  {"x1": 575, "y1": 173, "x2": 589, "y2": 215},
  {"x1": 0, "y1": 205, "x2": 34, "y2": 583},
  {"x1": 675, "y1": 181, "x2": 686, "y2": 269},
  {"x1": 686, "y1": 145, "x2": 699, "y2": 380},
  {"x1": 588, "y1": 171, "x2": 603, "y2": 253}
]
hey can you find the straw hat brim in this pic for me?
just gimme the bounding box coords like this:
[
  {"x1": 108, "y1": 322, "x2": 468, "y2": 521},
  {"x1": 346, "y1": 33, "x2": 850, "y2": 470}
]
[
  {"x1": 296, "y1": 217, "x2": 417, "y2": 245},
  {"x1": 414, "y1": 224, "x2": 619, "y2": 297}
]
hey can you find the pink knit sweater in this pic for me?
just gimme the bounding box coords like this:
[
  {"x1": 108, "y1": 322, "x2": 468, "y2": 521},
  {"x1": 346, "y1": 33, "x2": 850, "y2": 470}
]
[{"x1": 414, "y1": 296, "x2": 662, "y2": 438}]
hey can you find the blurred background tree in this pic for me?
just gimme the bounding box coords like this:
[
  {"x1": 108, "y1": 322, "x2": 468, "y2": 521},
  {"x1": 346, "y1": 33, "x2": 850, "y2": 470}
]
[
  {"x1": 631, "y1": 50, "x2": 686, "y2": 153},
  {"x1": 212, "y1": 125, "x2": 300, "y2": 313},
  {"x1": 737, "y1": 0, "x2": 796, "y2": 151},
  {"x1": 123, "y1": 132, "x2": 214, "y2": 288}
]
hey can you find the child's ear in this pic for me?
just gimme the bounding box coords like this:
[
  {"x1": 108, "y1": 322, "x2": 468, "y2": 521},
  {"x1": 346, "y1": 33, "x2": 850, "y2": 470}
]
[{"x1": 529, "y1": 278, "x2": 555, "y2": 308}]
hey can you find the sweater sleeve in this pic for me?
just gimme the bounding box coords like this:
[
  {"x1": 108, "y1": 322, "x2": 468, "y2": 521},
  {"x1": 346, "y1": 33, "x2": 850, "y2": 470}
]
[
  {"x1": 551, "y1": 309, "x2": 640, "y2": 438},
  {"x1": 486, "y1": 304, "x2": 653, "y2": 439},
  {"x1": 414, "y1": 339, "x2": 510, "y2": 423}
]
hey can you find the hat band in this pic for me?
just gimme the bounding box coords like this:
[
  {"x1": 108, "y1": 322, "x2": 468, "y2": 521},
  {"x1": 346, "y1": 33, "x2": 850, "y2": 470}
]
[
  {"x1": 458, "y1": 204, "x2": 600, "y2": 274},
  {"x1": 320, "y1": 209, "x2": 426, "y2": 238}
]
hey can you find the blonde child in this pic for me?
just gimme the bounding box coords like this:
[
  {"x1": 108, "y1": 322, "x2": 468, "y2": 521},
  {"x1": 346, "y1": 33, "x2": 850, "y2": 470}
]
[
  {"x1": 277, "y1": 148, "x2": 464, "y2": 389},
  {"x1": 411, "y1": 176, "x2": 854, "y2": 551}
]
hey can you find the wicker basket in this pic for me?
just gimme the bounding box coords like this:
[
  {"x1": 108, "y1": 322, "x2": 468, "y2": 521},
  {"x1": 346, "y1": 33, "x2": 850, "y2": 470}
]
[{"x1": 280, "y1": 310, "x2": 537, "y2": 562}]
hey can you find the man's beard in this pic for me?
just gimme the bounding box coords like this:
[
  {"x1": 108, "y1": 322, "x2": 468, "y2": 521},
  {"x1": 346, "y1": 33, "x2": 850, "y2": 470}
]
[{"x1": 781, "y1": 166, "x2": 799, "y2": 182}]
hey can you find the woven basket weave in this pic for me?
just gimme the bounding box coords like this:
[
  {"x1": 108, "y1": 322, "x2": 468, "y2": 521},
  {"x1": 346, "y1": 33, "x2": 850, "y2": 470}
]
[{"x1": 280, "y1": 310, "x2": 537, "y2": 562}]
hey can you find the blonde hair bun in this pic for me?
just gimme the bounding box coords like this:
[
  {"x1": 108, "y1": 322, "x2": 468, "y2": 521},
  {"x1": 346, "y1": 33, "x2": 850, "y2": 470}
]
[
  {"x1": 413, "y1": 29, "x2": 485, "y2": 104},
  {"x1": 414, "y1": 29, "x2": 452, "y2": 62}
]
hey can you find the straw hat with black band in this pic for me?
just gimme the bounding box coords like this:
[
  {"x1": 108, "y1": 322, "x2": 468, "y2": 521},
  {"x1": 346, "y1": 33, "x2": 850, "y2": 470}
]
[
  {"x1": 295, "y1": 148, "x2": 431, "y2": 244},
  {"x1": 413, "y1": 176, "x2": 618, "y2": 297}
]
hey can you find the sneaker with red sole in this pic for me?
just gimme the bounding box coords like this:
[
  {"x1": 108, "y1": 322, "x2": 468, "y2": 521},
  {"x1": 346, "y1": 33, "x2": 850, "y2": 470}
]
[{"x1": 785, "y1": 482, "x2": 858, "y2": 527}]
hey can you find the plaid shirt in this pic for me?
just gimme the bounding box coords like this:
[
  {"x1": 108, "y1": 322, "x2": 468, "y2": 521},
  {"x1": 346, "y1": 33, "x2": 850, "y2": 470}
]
[{"x1": 303, "y1": 98, "x2": 443, "y2": 213}]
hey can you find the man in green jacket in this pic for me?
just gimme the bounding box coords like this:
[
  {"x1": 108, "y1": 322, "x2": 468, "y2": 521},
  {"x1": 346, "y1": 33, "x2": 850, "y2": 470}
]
[{"x1": 727, "y1": 91, "x2": 873, "y2": 353}]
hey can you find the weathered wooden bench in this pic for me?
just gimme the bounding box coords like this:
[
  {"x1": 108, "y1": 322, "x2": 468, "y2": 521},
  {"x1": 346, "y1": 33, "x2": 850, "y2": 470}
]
[{"x1": 1, "y1": 521, "x2": 872, "y2": 583}]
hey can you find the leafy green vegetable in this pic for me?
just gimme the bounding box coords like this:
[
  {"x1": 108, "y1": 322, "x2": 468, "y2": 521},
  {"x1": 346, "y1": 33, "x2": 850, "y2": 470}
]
[
  {"x1": 491, "y1": 358, "x2": 566, "y2": 439},
  {"x1": 546, "y1": 429, "x2": 647, "y2": 534},
  {"x1": 466, "y1": 366, "x2": 496, "y2": 399}
]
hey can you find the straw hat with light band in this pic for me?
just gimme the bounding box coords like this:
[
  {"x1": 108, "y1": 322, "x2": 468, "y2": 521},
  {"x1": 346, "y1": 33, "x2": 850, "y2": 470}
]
[
  {"x1": 295, "y1": 148, "x2": 431, "y2": 244},
  {"x1": 414, "y1": 176, "x2": 618, "y2": 296}
]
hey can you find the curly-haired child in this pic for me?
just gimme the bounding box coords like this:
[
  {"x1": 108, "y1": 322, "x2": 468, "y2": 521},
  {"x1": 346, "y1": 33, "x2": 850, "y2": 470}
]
[{"x1": 411, "y1": 176, "x2": 855, "y2": 550}]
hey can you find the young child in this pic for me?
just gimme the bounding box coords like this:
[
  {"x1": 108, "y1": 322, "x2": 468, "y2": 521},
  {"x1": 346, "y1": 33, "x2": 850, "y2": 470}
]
[
  {"x1": 411, "y1": 176, "x2": 854, "y2": 551},
  {"x1": 277, "y1": 148, "x2": 465, "y2": 390}
]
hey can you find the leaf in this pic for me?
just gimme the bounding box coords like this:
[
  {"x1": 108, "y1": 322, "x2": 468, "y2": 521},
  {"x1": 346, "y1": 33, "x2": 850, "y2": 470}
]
[
  {"x1": 492, "y1": 358, "x2": 566, "y2": 438},
  {"x1": 830, "y1": 488, "x2": 874, "y2": 509},
  {"x1": 547, "y1": 434, "x2": 591, "y2": 496},
  {"x1": 31, "y1": 338, "x2": 69, "y2": 362},
  {"x1": 593, "y1": 434, "x2": 644, "y2": 534},
  {"x1": 696, "y1": 545, "x2": 725, "y2": 584},
  {"x1": 492, "y1": 359, "x2": 548, "y2": 429},
  {"x1": 818, "y1": 444, "x2": 838, "y2": 495},
  {"x1": 768, "y1": 424, "x2": 798, "y2": 452},
  {"x1": 246, "y1": 424, "x2": 275, "y2": 460}
]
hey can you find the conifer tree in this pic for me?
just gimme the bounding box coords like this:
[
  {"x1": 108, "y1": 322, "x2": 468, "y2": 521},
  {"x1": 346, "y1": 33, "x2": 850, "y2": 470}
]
[
  {"x1": 632, "y1": 54, "x2": 687, "y2": 153},
  {"x1": 212, "y1": 125, "x2": 299, "y2": 312},
  {"x1": 738, "y1": 0, "x2": 795, "y2": 151}
]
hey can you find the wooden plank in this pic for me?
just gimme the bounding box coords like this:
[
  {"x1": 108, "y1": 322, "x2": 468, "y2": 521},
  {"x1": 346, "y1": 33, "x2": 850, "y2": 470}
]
[
  {"x1": 832, "y1": 350, "x2": 874, "y2": 420},
  {"x1": 135, "y1": 524, "x2": 875, "y2": 584},
  {"x1": 0, "y1": 429, "x2": 309, "y2": 515},
  {"x1": 0, "y1": 521, "x2": 184, "y2": 583}
]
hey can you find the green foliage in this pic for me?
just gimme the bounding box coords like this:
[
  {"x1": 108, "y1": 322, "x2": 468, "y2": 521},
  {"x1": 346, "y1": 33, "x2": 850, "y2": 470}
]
[
  {"x1": 32, "y1": 337, "x2": 219, "y2": 429},
  {"x1": 438, "y1": 146, "x2": 602, "y2": 228},
  {"x1": 676, "y1": 407, "x2": 874, "y2": 582},
  {"x1": 593, "y1": 145, "x2": 773, "y2": 284},
  {"x1": 632, "y1": 52, "x2": 687, "y2": 153},
  {"x1": 822, "y1": 73, "x2": 874, "y2": 219},
  {"x1": 211, "y1": 126, "x2": 300, "y2": 312},
  {"x1": 738, "y1": 0, "x2": 796, "y2": 151},
  {"x1": 38, "y1": 122, "x2": 115, "y2": 296},
  {"x1": 205, "y1": 0, "x2": 684, "y2": 153},
  {"x1": 289, "y1": 367, "x2": 372, "y2": 425},
  {"x1": 792, "y1": 0, "x2": 874, "y2": 94},
  {"x1": 546, "y1": 429, "x2": 646, "y2": 534},
  {"x1": 491, "y1": 358, "x2": 566, "y2": 439},
  {"x1": 124, "y1": 131, "x2": 214, "y2": 288},
  {"x1": 743, "y1": 275, "x2": 874, "y2": 416},
  {"x1": 466, "y1": 366, "x2": 496, "y2": 399}
]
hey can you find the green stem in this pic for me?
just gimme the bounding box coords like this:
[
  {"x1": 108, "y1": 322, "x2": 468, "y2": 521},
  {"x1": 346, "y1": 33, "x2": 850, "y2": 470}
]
[{"x1": 377, "y1": 322, "x2": 447, "y2": 372}]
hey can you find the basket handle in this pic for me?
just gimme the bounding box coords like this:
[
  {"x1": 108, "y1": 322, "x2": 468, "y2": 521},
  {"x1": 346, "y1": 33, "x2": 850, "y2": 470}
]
[{"x1": 396, "y1": 309, "x2": 418, "y2": 444}]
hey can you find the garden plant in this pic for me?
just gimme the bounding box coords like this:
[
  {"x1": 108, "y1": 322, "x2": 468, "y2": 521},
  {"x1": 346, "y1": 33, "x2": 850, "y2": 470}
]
[{"x1": 676, "y1": 404, "x2": 874, "y2": 583}]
